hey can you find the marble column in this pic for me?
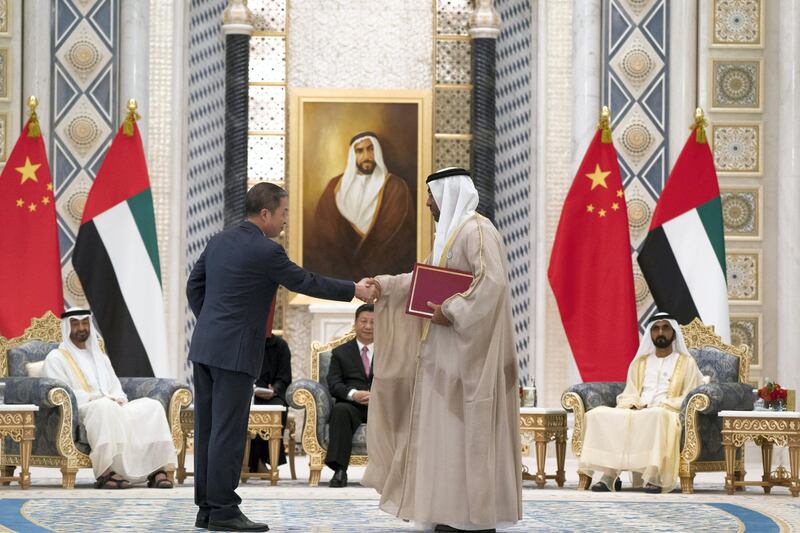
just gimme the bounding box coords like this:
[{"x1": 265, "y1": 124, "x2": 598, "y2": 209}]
[
  {"x1": 777, "y1": 0, "x2": 800, "y2": 390},
  {"x1": 668, "y1": 0, "x2": 697, "y2": 166},
  {"x1": 568, "y1": 0, "x2": 601, "y2": 386},
  {"x1": 222, "y1": 0, "x2": 253, "y2": 229},
  {"x1": 120, "y1": 0, "x2": 150, "y2": 146},
  {"x1": 469, "y1": 0, "x2": 501, "y2": 221},
  {"x1": 22, "y1": 0, "x2": 52, "y2": 137}
]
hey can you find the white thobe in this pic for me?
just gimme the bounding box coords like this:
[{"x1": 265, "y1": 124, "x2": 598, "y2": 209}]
[
  {"x1": 578, "y1": 351, "x2": 703, "y2": 489},
  {"x1": 42, "y1": 347, "x2": 177, "y2": 481}
]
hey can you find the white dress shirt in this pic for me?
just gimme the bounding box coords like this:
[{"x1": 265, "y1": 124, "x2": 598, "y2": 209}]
[
  {"x1": 347, "y1": 340, "x2": 373, "y2": 401},
  {"x1": 639, "y1": 351, "x2": 678, "y2": 407}
]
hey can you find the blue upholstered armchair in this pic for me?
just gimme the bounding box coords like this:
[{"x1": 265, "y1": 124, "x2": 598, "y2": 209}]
[
  {"x1": 0, "y1": 312, "x2": 192, "y2": 488},
  {"x1": 287, "y1": 331, "x2": 366, "y2": 486},
  {"x1": 561, "y1": 318, "x2": 754, "y2": 493}
]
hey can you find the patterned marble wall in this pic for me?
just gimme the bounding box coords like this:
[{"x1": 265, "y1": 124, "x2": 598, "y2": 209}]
[
  {"x1": 184, "y1": 0, "x2": 227, "y2": 363},
  {"x1": 601, "y1": 0, "x2": 669, "y2": 328},
  {"x1": 704, "y1": 0, "x2": 766, "y2": 385},
  {"x1": 495, "y1": 0, "x2": 532, "y2": 384},
  {"x1": 0, "y1": 1, "x2": 21, "y2": 168},
  {"x1": 50, "y1": 0, "x2": 119, "y2": 308}
]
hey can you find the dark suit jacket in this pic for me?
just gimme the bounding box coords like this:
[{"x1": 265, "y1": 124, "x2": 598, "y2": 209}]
[
  {"x1": 256, "y1": 335, "x2": 292, "y2": 402},
  {"x1": 327, "y1": 339, "x2": 373, "y2": 403},
  {"x1": 187, "y1": 221, "x2": 355, "y2": 378}
]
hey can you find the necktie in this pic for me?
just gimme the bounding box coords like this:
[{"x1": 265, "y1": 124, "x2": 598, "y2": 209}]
[{"x1": 361, "y1": 345, "x2": 371, "y2": 378}]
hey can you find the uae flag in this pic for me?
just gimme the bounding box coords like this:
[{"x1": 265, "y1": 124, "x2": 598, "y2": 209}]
[
  {"x1": 637, "y1": 119, "x2": 730, "y2": 342},
  {"x1": 72, "y1": 115, "x2": 169, "y2": 377},
  {"x1": 548, "y1": 115, "x2": 639, "y2": 382},
  {"x1": 0, "y1": 116, "x2": 63, "y2": 337}
]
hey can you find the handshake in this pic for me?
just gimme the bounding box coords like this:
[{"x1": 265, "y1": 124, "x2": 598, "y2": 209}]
[{"x1": 354, "y1": 278, "x2": 381, "y2": 303}]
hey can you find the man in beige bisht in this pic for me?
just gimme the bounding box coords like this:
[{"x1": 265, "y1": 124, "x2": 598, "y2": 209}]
[
  {"x1": 580, "y1": 311, "x2": 704, "y2": 493},
  {"x1": 362, "y1": 167, "x2": 521, "y2": 533},
  {"x1": 42, "y1": 308, "x2": 176, "y2": 489}
]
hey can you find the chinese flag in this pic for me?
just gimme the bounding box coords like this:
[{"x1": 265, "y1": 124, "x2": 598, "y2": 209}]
[
  {"x1": 548, "y1": 123, "x2": 638, "y2": 382},
  {"x1": 0, "y1": 119, "x2": 63, "y2": 337}
]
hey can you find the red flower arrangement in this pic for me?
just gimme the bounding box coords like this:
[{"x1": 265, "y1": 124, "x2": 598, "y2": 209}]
[{"x1": 758, "y1": 380, "x2": 788, "y2": 407}]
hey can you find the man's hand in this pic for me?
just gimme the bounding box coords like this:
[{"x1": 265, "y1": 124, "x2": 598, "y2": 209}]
[
  {"x1": 427, "y1": 302, "x2": 452, "y2": 326},
  {"x1": 352, "y1": 390, "x2": 370, "y2": 405},
  {"x1": 355, "y1": 278, "x2": 377, "y2": 303},
  {"x1": 254, "y1": 386, "x2": 275, "y2": 400}
]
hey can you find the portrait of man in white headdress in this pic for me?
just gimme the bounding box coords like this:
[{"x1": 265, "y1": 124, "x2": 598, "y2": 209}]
[{"x1": 304, "y1": 131, "x2": 416, "y2": 281}]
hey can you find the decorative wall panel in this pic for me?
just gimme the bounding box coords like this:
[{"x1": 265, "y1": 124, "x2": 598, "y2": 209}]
[
  {"x1": 495, "y1": 0, "x2": 533, "y2": 384},
  {"x1": 711, "y1": 123, "x2": 761, "y2": 174},
  {"x1": 712, "y1": 0, "x2": 762, "y2": 47},
  {"x1": 707, "y1": 0, "x2": 766, "y2": 382},
  {"x1": 51, "y1": 0, "x2": 119, "y2": 308},
  {"x1": 185, "y1": 0, "x2": 227, "y2": 359},
  {"x1": 710, "y1": 59, "x2": 762, "y2": 112},
  {"x1": 730, "y1": 313, "x2": 760, "y2": 368},
  {"x1": 721, "y1": 186, "x2": 761, "y2": 239},
  {"x1": 602, "y1": 0, "x2": 668, "y2": 327},
  {"x1": 726, "y1": 251, "x2": 760, "y2": 304}
]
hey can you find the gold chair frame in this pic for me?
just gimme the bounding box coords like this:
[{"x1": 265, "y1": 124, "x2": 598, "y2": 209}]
[
  {"x1": 0, "y1": 312, "x2": 192, "y2": 488},
  {"x1": 291, "y1": 330, "x2": 368, "y2": 486},
  {"x1": 562, "y1": 318, "x2": 751, "y2": 493}
]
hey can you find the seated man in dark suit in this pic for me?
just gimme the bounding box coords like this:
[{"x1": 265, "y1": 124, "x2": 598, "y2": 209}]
[
  {"x1": 248, "y1": 334, "x2": 292, "y2": 473},
  {"x1": 326, "y1": 304, "x2": 374, "y2": 487}
]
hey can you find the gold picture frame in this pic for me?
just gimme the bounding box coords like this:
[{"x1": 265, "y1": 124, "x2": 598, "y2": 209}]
[{"x1": 287, "y1": 89, "x2": 433, "y2": 301}]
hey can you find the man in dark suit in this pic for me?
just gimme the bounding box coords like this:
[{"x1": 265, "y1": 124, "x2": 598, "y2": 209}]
[
  {"x1": 325, "y1": 304, "x2": 374, "y2": 488},
  {"x1": 248, "y1": 334, "x2": 292, "y2": 473},
  {"x1": 187, "y1": 183, "x2": 373, "y2": 532}
]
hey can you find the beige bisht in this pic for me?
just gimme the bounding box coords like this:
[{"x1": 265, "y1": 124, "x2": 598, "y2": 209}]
[
  {"x1": 363, "y1": 171, "x2": 521, "y2": 530},
  {"x1": 579, "y1": 317, "x2": 704, "y2": 489}
]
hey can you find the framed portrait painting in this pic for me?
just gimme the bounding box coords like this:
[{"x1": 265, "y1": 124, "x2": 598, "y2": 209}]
[{"x1": 288, "y1": 89, "x2": 433, "y2": 290}]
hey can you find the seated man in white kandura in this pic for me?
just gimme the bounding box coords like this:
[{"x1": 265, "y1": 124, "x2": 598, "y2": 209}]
[
  {"x1": 580, "y1": 311, "x2": 704, "y2": 494},
  {"x1": 42, "y1": 308, "x2": 177, "y2": 489}
]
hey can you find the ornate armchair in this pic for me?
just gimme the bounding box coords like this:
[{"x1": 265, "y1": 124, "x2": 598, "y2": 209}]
[
  {"x1": 0, "y1": 312, "x2": 192, "y2": 488},
  {"x1": 561, "y1": 318, "x2": 754, "y2": 493},
  {"x1": 287, "y1": 331, "x2": 367, "y2": 486}
]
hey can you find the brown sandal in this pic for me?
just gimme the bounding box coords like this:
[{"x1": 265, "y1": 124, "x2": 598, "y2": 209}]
[
  {"x1": 95, "y1": 471, "x2": 131, "y2": 489},
  {"x1": 147, "y1": 469, "x2": 173, "y2": 489}
]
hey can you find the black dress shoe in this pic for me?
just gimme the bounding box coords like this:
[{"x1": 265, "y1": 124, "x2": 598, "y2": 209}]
[
  {"x1": 195, "y1": 511, "x2": 209, "y2": 529},
  {"x1": 329, "y1": 469, "x2": 348, "y2": 488},
  {"x1": 591, "y1": 478, "x2": 622, "y2": 492},
  {"x1": 643, "y1": 484, "x2": 662, "y2": 494},
  {"x1": 207, "y1": 513, "x2": 269, "y2": 532}
]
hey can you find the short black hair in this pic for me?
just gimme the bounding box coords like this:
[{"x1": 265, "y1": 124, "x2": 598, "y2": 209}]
[
  {"x1": 355, "y1": 304, "x2": 374, "y2": 319},
  {"x1": 245, "y1": 182, "x2": 288, "y2": 216}
]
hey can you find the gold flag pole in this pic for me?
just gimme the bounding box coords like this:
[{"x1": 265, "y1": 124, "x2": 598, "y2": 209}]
[
  {"x1": 599, "y1": 106, "x2": 612, "y2": 144},
  {"x1": 123, "y1": 98, "x2": 141, "y2": 137},
  {"x1": 27, "y1": 96, "x2": 41, "y2": 138},
  {"x1": 693, "y1": 107, "x2": 708, "y2": 144}
]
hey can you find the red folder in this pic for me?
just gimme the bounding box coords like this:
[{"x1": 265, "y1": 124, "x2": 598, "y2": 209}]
[{"x1": 405, "y1": 262, "x2": 474, "y2": 318}]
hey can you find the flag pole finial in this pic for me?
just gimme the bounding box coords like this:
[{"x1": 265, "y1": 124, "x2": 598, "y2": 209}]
[
  {"x1": 693, "y1": 107, "x2": 708, "y2": 144},
  {"x1": 599, "y1": 106, "x2": 612, "y2": 144},
  {"x1": 27, "y1": 95, "x2": 41, "y2": 138},
  {"x1": 123, "y1": 98, "x2": 141, "y2": 137}
]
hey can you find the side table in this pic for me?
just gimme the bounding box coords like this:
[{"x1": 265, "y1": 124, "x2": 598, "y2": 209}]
[
  {"x1": 0, "y1": 405, "x2": 38, "y2": 489},
  {"x1": 719, "y1": 410, "x2": 799, "y2": 497},
  {"x1": 177, "y1": 404, "x2": 297, "y2": 485},
  {"x1": 240, "y1": 405, "x2": 285, "y2": 486},
  {"x1": 519, "y1": 407, "x2": 567, "y2": 488}
]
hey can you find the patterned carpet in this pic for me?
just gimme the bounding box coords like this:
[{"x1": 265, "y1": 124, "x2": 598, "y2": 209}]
[{"x1": 0, "y1": 496, "x2": 795, "y2": 532}]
